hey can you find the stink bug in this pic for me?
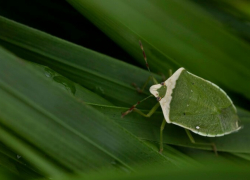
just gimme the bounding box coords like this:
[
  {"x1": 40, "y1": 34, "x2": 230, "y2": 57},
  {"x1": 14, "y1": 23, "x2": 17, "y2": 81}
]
[{"x1": 122, "y1": 41, "x2": 241, "y2": 154}]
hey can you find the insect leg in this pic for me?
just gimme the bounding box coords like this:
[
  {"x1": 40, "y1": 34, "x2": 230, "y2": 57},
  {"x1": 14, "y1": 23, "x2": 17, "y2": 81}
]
[
  {"x1": 128, "y1": 102, "x2": 165, "y2": 153},
  {"x1": 132, "y1": 103, "x2": 160, "y2": 117},
  {"x1": 159, "y1": 119, "x2": 166, "y2": 153},
  {"x1": 185, "y1": 129, "x2": 218, "y2": 156},
  {"x1": 121, "y1": 95, "x2": 155, "y2": 117}
]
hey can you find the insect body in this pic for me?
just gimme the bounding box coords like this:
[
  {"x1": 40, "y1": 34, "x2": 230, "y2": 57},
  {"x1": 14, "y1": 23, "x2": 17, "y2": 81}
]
[
  {"x1": 150, "y1": 68, "x2": 241, "y2": 137},
  {"x1": 122, "y1": 41, "x2": 241, "y2": 154}
]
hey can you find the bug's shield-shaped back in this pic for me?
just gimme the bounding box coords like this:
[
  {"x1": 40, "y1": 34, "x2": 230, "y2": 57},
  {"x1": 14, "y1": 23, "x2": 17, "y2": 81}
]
[
  {"x1": 150, "y1": 68, "x2": 241, "y2": 137},
  {"x1": 170, "y1": 69, "x2": 241, "y2": 136}
]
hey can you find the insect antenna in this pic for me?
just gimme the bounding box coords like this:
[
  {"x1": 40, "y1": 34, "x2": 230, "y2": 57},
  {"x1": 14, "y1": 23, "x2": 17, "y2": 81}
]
[
  {"x1": 121, "y1": 41, "x2": 158, "y2": 118},
  {"x1": 139, "y1": 40, "x2": 151, "y2": 73},
  {"x1": 121, "y1": 94, "x2": 154, "y2": 117},
  {"x1": 139, "y1": 40, "x2": 158, "y2": 84}
]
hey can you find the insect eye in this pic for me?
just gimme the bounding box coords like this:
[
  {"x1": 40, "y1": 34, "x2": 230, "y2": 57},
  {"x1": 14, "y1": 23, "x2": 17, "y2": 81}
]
[
  {"x1": 157, "y1": 97, "x2": 162, "y2": 101},
  {"x1": 161, "y1": 82, "x2": 165, "y2": 85}
]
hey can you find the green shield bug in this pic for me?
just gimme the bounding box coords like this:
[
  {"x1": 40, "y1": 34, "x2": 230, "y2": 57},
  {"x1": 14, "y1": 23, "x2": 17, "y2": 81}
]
[{"x1": 122, "y1": 41, "x2": 241, "y2": 154}]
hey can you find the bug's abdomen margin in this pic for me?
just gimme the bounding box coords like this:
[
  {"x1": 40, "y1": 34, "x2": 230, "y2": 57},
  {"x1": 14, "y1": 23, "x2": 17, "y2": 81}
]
[{"x1": 168, "y1": 70, "x2": 241, "y2": 137}]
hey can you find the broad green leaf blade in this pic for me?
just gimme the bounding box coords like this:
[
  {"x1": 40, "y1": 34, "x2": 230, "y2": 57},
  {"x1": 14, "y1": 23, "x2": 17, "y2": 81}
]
[
  {"x1": 0, "y1": 47, "x2": 197, "y2": 176},
  {"x1": 93, "y1": 105, "x2": 250, "y2": 153},
  {"x1": 33, "y1": 63, "x2": 250, "y2": 153},
  {"x1": 0, "y1": 143, "x2": 42, "y2": 179},
  {"x1": 32, "y1": 65, "x2": 200, "y2": 167},
  {"x1": 0, "y1": 16, "x2": 249, "y2": 153},
  {"x1": 0, "y1": 152, "x2": 19, "y2": 175},
  {"x1": 233, "y1": 153, "x2": 250, "y2": 161},
  {"x1": 0, "y1": 16, "x2": 160, "y2": 109},
  {"x1": 0, "y1": 126, "x2": 63, "y2": 177},
  {"x1": 52, "y1": 162, "x2": 250, "y2": 180},
  {"x1": 1, "y1": 1, "x2": 250, "y2": 178},
  {"x1": 0, "y1": 168, "x2": 25, "y2": 180},
  {"x1": 0, "y1": 17, "x2": 202, "y2": 168},
  {"x1": 67, "y1": 0, "x2": 250, "y2": 101},
  {"x1": 32, "y1": 63, "x2": 113, "y2": 106},
  {"x1": 194, "y1": 0, "x2": 250, "y2": 42},
  {"x1": 33, "y1": 63, "x2": 198, "y2": 164}
]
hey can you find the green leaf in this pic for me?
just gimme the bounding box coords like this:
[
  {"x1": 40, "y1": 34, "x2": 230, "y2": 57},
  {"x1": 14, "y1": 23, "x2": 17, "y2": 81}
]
[
  {"x1": 51, "y1": 161, "x2": 250, "y2": 180},
  {"x1": 0, "y1": 16, "x2": 160, "y2": 109},
  {"x1": 0, "y1": 143, "x2": 42, "y2": 179},
  {"x1": 67, "y1": 0, "x2": 250, "y2": 102},
  {"x1": 0, "y1": 47, "x2": 199, "y2": 177},
  {"x1": 1, "y1": 1, "x2": 250, "y2": 179},
  {"x1": 0, "y1": 16, "x2": 249, "y2": 154},
  {"x1": 94, "y1": 105, "x2": 250, "y2": 153}
]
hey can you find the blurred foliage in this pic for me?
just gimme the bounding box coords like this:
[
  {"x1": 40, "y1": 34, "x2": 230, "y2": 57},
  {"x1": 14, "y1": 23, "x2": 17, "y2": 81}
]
[{"x1": 0, "y1": 0, "x2": 250, "y2": 179}]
